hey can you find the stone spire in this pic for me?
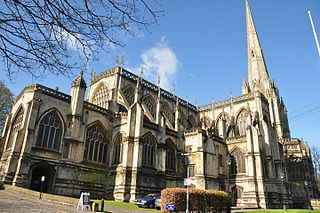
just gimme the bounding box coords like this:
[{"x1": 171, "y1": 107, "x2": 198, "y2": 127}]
[{"x1": 246, "y1": 0, "x2": 270, "y2": 92}]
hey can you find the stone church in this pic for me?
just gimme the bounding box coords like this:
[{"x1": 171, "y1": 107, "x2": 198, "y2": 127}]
[{"x1": 0, "y1": 0, "x2": 317, "y2": 209}]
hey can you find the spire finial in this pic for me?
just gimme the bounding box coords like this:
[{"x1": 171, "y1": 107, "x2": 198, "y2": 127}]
[
  {"x1": 139, "y1": 66, "x2": 144, "y2": 79},
  {"x1": 229, "y1": 88, "x2": 233, "y2": 99},
  {"x1": 157, "y1": 76, "x2": 160, "y2": 86},
  {"x1": 172, "y1": 85, "x2": 175, "y2": 95},
  {"x1": 116, "y1": 56, "x2": 124, "y2": 67}
]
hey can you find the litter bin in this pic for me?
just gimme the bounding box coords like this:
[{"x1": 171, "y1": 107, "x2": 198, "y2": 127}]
[{"x1": 92, "y1": 202, "x2": 99, "y2": 212}]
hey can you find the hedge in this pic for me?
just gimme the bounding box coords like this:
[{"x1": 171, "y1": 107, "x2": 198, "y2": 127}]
[{"x1": 161, "y1": 188, "x2": 229, "y2": 212}]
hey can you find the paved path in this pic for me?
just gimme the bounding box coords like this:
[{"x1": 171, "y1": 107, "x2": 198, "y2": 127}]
[
  {"x1": 0, "y1": 189, "x2": 153, "y2": 213},
  {"x1": 0, "y1": 189, "x2": 83, "y2": 213}
]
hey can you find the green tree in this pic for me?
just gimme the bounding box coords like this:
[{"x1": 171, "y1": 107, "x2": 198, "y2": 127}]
[
  {"x1": 0, "y1": 0, "x2": 162, "y2": 79},
  {"x1": 0, "y1": 81, "x2": 14, "y2": 135}
]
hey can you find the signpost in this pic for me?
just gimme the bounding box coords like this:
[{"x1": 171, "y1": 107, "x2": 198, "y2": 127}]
[{"x1": 77, "y1": 192, "x2": 91, "y2": 211}]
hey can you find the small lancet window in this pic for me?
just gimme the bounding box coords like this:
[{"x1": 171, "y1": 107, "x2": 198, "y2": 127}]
[{"x1": 251, "y1": 50, "x2": 255, "y2": 57}]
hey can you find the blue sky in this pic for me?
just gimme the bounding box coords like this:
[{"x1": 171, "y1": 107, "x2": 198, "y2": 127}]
[{"x1": 1, "y1": 0, "x2": 320, "y2": 146}]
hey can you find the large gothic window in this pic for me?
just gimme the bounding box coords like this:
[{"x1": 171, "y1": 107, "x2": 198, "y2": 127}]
[
  {"x1": 84, "y1": 123, "x2": 108, "y2": 163},
  {"x1": 236, "y1": 110, "x2": 247, "y2": 136},
  {"x1": 92, "y1": 84, "x2": 108, "y2": 109},
  {"x1": 142, "y1": 133, "x2": 156, "y2": 167},
  {"x1": 36, "y1": 110, "x2": 63, "y2": 151},
  {"x1": 165, "y1": 139, "x2": 176, "y2": 171},
  {"x1": 230, "y1": 148, "x2": 246, "y2": 174},
  {"x1": 113, "y1": 134, "x2": 122, "y2": 165}
]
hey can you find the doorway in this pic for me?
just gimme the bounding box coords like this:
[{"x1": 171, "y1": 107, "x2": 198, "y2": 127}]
[{"x1": 29, "y1": 163, "x2": 55, "y2": 193}]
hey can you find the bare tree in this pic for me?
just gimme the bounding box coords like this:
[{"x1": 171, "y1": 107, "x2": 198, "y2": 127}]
[
  {"x1": 312, "y1": 146, "x2": 320, "y2": 173},
  {"x1": 312, "y1": 145, "x2": 320, "y2": 190},
  {"x1": 0, "y1": 81, "x2": 14, "y2": 135},
  {"x1": 0, "y1": 0, "x2": 162, "y2": 79}
]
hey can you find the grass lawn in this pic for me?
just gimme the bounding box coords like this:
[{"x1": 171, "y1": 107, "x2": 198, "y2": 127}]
[
  {"x1": 91, "y1": 199, "x2": 160, "y2": 212},
  {"x1": 236, "y1": 210, "x2": 320, "y2": 213},
  {"x1": 90, "y1": 201, "x2": 320, "y2": 213}
]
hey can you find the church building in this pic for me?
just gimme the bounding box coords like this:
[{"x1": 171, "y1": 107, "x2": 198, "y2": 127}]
[{"x1": 0, "y1": 0, "x2": 317, "y2": 209}]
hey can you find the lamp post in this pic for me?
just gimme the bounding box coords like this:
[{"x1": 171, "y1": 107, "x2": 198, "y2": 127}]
[
  {"x1": 182, "y1": 153, "x2": 190, "y2": 213},
  {"x1": 280, "y1": 174, "x2": 287, "y2": 211},
  {"x1": 304, "y1": 180, "x2": 311, "y2": 211},
  {"x1": 226, "y1": 154, "x2": 232, "y2": 213},
  {"x1": 39, "y1": 176, "x2": 45, "y2": 199}
]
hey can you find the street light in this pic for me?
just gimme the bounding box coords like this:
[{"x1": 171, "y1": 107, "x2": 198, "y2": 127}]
[
  {"x1": 39, "y1": 176, "x2": 45, "y2": 199},
  {"x1": 181, "y1": 153, "x2": 190, "y2": 213},
  {"x1": 304, "y1": 180, "x2": 311, "y2": 211},
  {"x1": 280, "y1": 174, "x2": 287, "y2": 211},
  {"x1": 226, "y1": 154, "x2": 232, "y2": 212}
]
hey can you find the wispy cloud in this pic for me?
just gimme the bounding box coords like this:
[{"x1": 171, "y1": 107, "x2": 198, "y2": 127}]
[{"x1": 133, "y1": 36, "x2": 181, "y2": 90}]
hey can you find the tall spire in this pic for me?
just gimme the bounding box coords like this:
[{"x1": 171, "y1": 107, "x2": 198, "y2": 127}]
[{"x1": 246, "y1": 0, "x2": 270, "y2": 92}]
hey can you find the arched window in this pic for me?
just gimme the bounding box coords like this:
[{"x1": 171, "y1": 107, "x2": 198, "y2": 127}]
[
  {"x1": 118, "y1": 104, "x2": 128, "y2": 113},
  {"x1": 230, "y1": 148, "x2": 246, "y2": 174},
  {"x1": 236, "y1": 110, "x2": 247, "y2": 136},
  {"x1": 36, "y1": 110, "x2": 63, "y2": 151},
  {"x1": 200, "y1": 116, "x2": 212, "y2": 129},
  {"x1": 92, "y1": 84, "x2": 108, "y2": 108},
  {"x1": 165, "y1": 139, "x2": 176, "y2": 171},
  {"x1": 179, "y1": 110, "x2": 188, "y2": 128},
  {"x1": 142, "y1": 133, "x2": 156, "y2": 167},
  {"x1": 6, "y1": 107, "x2": 24, "y2": 150},
  {"x1": 84, "y1": 123, "x2": 108, "y2": 163},
  {"x1": 142, "y1": 96, "x2": 156, "y2": 119},
  {"x1": 162, "y1": 103, "x2": 175, "y2": 127},
  {"x1": 187, "y1": 115, "x2": 197, "y2": 129},
  {"x1": 113, "y1": 134, "x2": 122, "y2": 165},
  {"x1": 216, "y1": 113, "x2": 230, "y2": 138},
  {"x1": 123, "y1": 86, "x2": 134, "y2": 106}
]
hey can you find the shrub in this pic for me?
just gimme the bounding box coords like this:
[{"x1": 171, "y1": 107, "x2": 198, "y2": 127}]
[{"x1": 161, "y1": 188, "x2": 228, "y2": 212}]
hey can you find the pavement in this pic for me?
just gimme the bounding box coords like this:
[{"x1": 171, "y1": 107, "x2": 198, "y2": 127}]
[{"x1": 0, "y1": 186, "x2": 155, "y2": 213}]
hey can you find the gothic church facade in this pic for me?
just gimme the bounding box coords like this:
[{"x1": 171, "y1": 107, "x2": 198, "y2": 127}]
[{"x1": 0, "y1": 0, "x2": 317, "y2": 209}]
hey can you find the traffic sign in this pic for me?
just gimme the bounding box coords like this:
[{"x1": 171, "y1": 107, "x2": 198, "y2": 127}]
[
  {"x1": 184, "y1": 178, "x2": 191, "y2": 186},
  {"x1": 166, "y1": 203, "x2": 175, "y2": 211}
]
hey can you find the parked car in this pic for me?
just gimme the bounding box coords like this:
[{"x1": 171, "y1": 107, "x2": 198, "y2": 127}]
[
  {"x1": 155, "y1": 195, "x2": 161, "y2": 210},
  {"x1": 135, "y1": 193, "x2": 159, "y2": 208}
]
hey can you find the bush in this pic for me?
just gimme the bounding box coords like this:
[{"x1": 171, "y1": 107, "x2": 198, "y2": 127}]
[{"x1": 161, "y1": 188, "x2": 228, "y2": 212}]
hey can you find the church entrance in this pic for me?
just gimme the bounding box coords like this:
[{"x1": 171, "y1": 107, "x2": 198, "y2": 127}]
[{"x1": 29, "y1": 163, "x2": 55, "y2": 193}]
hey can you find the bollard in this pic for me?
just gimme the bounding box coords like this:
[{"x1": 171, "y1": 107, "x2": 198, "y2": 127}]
[{"x1": 100, "y1": 199, "x2": 104, "y2": 212}]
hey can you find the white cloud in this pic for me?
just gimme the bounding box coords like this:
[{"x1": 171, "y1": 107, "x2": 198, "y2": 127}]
[
  {"x1": 135, "y1": 36, "x2": 180, "y2": 90},
  {"x1": 53, "y1": 26, "x2": 81, "y2": 50}
]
